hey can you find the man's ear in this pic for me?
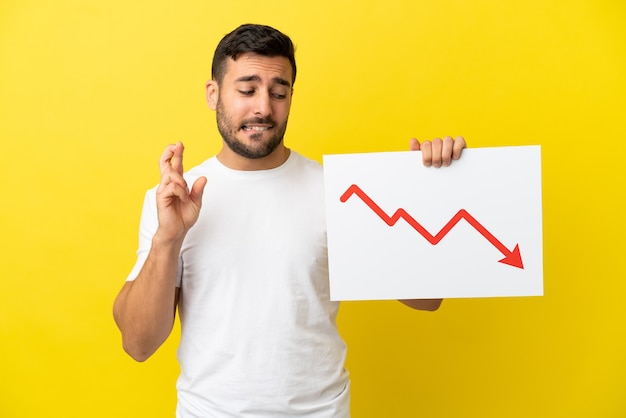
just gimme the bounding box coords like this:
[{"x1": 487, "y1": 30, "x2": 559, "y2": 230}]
[{"x1": 206, "y1": 80, "x2": 218, "y2": 110}]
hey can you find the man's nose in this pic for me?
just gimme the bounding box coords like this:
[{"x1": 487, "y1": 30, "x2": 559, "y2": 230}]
[{"x1": 253, "y1": 92, "x2": 272, "y2": 117}]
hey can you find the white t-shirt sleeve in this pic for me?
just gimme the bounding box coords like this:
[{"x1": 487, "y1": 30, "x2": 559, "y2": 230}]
[{"x1": 125, "y1": 187, "x2": 183, "y2": 287}]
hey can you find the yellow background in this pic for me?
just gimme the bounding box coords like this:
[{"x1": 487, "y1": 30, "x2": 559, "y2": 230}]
[{"x1": 1, "y1": 0, "x2": 624, "y2": 417}]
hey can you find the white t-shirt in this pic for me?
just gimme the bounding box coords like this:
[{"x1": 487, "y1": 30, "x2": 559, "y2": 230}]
[{"x1": 127, "y1": 151, "x2": 350, "y2": 417}]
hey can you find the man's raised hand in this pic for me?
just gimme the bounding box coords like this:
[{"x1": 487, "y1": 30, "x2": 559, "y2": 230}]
[
  {"x1": 155, "y1": 142, "x2": 207, "y2": 242},
  {"x1": 410, "y1": 136, "x2": 466, "y2": 167}
]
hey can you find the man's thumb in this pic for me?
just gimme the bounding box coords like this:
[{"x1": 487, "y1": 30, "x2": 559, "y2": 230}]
[
  {"x1": 410, "y1": 138, "x2": 421, "y2": 151},
  {"x1": 190, "y1": 176, "x2": 208, "y2": 206}
]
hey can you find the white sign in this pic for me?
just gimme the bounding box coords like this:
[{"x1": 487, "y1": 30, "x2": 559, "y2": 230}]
[{"x1": 323, "y1": 146, "x2": 543, "y2": 300}]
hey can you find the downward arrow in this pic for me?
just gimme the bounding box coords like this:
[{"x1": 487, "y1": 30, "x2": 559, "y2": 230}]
[
  {"x1": 340, "y1": 184, "x2": 524, "y2": 269},
  {"x1": 459, "y1": 210, "x2": 524, "y2": 269},
  {"x1": 497, "y1": 244, "x2": 524, "y2": 269}
]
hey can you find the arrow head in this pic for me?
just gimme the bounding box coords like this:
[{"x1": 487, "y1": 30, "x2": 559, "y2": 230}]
[{"x1": 498, "y1": 244, "x2": 524, "y2": 269}]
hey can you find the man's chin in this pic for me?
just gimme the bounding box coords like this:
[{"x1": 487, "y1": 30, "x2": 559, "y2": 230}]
[
  {"x1": 225, "y1": 139, "x2": 282, "y2": 160},
  {"x1": 245, "y1": 132, "x2": 267, "y2": 142}
]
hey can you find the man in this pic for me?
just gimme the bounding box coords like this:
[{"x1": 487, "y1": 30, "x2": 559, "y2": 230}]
[{"x1": 113, "y1": 24, "x2": 465, "y2": 417}]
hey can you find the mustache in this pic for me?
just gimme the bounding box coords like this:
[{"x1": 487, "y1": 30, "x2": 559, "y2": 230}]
[{"x1": 241, "y1": 117, "x2": 275, "y2": 126}]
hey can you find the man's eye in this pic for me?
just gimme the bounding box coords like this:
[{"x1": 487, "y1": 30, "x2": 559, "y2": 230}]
[{"x1": 239, "y1": 90, "x2": 254, "y2": 96}]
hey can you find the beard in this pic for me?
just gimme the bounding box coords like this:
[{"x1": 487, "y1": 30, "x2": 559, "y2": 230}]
[{"x1": 216, "y1": 99, "x2": 288, "y2": 160}]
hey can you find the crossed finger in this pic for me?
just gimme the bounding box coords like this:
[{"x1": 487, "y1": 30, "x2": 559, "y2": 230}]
[
  {"x1": 157, "y1": 142, "x2": 189, "y2": 197},
  {"x1": 160, "y1": 141, "x2": 185, "y2": 176}
]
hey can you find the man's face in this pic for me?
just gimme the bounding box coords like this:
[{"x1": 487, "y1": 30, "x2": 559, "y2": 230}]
[{"x1": 211, "y1": 53, "x2": 293, "y2": 160}]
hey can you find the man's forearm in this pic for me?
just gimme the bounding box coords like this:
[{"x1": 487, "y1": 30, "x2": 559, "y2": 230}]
[
  {"x1": 399, "y1": 298, "x2": 443, "y2": 311},
  {"x1": 113, "y1": 233, "x2": 182, "y2": 361}
]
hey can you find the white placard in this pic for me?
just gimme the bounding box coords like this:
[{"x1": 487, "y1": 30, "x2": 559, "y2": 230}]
[{"x1": 323, "y1": 146, "x2": 543, "y2": 300}]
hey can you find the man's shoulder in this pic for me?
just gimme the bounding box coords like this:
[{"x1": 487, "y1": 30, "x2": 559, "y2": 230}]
[{"x1": 290, "y1": 151, "x2": 322, "y2": 173}]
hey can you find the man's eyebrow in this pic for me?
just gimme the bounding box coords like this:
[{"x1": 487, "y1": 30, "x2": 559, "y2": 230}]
[
  {"x1": 273, "y1": 77, "x2": 291, "y2": 87},
  {"x1": 234, "y1": 75, "x2": 291, "y2": 87}
]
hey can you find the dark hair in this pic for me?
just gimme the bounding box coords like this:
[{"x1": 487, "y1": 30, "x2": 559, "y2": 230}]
[{"x1": 211, "y1": 24, "x2": 297, "y2": 85}]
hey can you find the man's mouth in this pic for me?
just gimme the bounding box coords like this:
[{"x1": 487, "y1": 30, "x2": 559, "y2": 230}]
[{"x1": 242, "y1": 125, "x2": 272, "y2": 132}]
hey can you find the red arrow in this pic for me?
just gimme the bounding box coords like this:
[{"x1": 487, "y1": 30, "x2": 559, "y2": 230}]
[{"x1": 340, "y1": 184, "x2": 524, "y2": 269}]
